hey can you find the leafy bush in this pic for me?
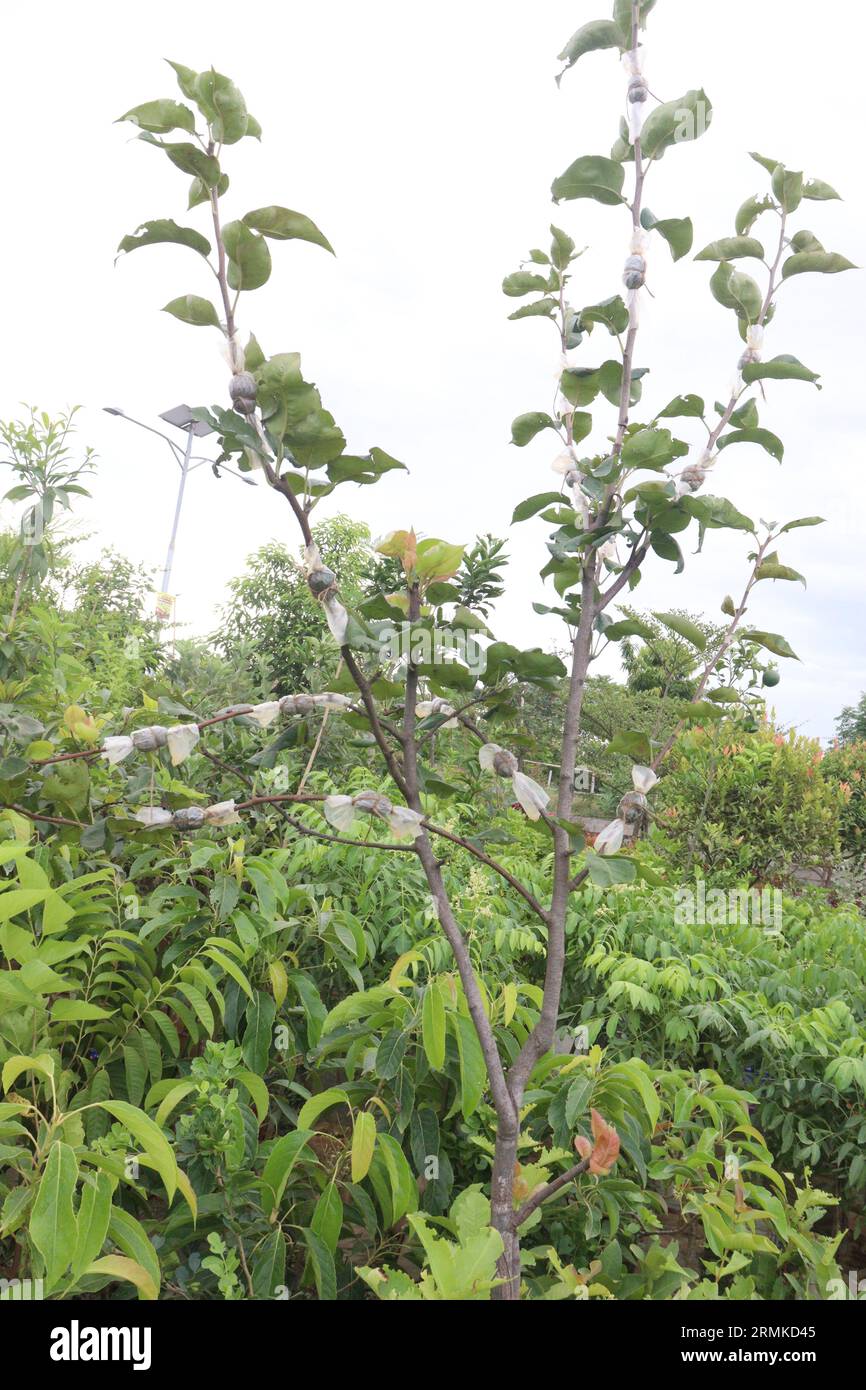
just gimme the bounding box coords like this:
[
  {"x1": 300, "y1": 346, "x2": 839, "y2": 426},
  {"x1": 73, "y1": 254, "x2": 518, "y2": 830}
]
[
  {"x1": 821, "y1": 741, "x2": 866, "y2": 861},
  {"x1": 656, "y1": 726, "x2": 843, "y2": 885}
]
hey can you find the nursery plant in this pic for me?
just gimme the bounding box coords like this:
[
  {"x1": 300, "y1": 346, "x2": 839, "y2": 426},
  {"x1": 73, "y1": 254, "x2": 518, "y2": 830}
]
[
  {"x1": 97, "y1": 2, "x2": 856, "y2": 1296},
  {"x1": 0, "y1": 1, "x2": 856, "y2": 1302}
]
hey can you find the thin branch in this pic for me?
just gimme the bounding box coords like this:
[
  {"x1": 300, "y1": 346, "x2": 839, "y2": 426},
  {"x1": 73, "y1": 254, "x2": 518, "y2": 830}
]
[{"x1": 514, "y1": 1157, "x2": 590, "y2": 1228}]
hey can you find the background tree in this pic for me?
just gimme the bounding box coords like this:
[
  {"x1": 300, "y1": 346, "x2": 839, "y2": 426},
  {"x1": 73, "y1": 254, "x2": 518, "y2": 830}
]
[{"x1": 835, "y1": 693, "x2": 866, "y2": 745}]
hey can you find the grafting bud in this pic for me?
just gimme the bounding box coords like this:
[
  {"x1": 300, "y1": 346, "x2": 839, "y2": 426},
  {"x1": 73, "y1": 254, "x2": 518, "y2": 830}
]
[
  {"x1": 493, "y1": 749, "x2": 518, "y2": 778},
  {"x1": 628, "y1": 75, "x2": 648, "y2": 104},
  {"x1": 618, "y1": 790, "x2": 647, "y2": 825},
  {"x1": 173, "y1": 806, "x2": 206, "y2": 830},
  {"x1": 623, "y1": 254, "x2": 646, "y2": 291},
  {"x1": 229, "y1": 372, "x2": 257, "y2": 401},
  {"x1": 307, "y1": 566, "x2": 337, "y2": 597},
  {"x1": 354, "y1": 790, "x2": 394, "y2": 818},
  {"x1": 679, "y1": 464, "x2": 707, "y2": 494},
  {"x1": 131, "y1": 725, "x2": 168, "y2": 753}
]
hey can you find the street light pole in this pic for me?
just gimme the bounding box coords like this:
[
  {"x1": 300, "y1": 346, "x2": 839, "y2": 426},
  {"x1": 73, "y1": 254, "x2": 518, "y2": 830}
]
[
  {"x1": 160, "y1": 423, "x2": 195, "y2": 595},
  {"x1": 102, "y1": 404, "x2": 256, "y2": 617}
]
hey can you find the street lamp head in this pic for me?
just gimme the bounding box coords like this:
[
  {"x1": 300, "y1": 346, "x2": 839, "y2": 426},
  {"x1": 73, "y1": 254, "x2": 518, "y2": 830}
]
[
  {"x1": 158, "y1": 403, "x2": 214, "y2": 437},
  {"x1": 103, "y1": 407, "x2": 125, "y2": 416}
]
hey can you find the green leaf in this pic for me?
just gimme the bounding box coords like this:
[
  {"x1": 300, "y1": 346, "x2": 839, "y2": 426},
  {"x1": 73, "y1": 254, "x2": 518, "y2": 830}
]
[
  {"x1": 29, "y1": 1141, "x2": 78, "y2": 1289},
  {"x1": 502, "y1": 271, "x2": 550, "y2": 297},
  {"x1": 375, "y1": 1028, "x2": 407, "y2": 1081},
  {"x1": 351, "y1": 1110, "x2": 377, "y2": 1183},
  {"x1": 302, "y1": 1227, "x2": 336, "y2": 1300},
  {"x1": 550, "y1": 224, "x2": 576, "y2": 269},
  {"x1": 739, "y1": 630, "x2": 799, "y2": 660},
  {"x1": 450, "y1": 1014, "x2": 486, "y2": 1120},
  {"x1": 695, "y1": 236, "x2": 764, "y2": 262},
  {"x1": 311, "y1": 1181, "x2": 343, "y2": 1256},
  {"x1": 160, "y1": 142, "x2": 222, "y2": 187},
  {"x1": 741, "y1": 355, "x2": 820, "y2": 387},
  {"x1": 603, "y1": 617, "x2": 655, "y2": 642},
  {"x1": 2, "y1": 1052, "x2": 55, "y2": 1091},
  {"x1": 789, "y1": 229, "x2": 825, "y2": 254},
  {"x1": 622, "y1": 428, "x2": 689, "y2": 471},
  {"x1": 188, "y1": 171, "x2": 229, "y2": 208},
  {"x1": 511, "y1": 412, "x2": 558, "y2": 447},
  {"x1": 117, "y1": 219, "x2": 211, "y2": 259},
  {"x1": 613, "y1": 0, "x2": 657, "y2": 43},
  {"x1": 607, "y1": 730, "x2": 652, "y2": 762},
  {"x1": 118, "y1": 100, "x2": 195, "y2": 135},
  {"x1": 162, "y1": 295, "x2": 221, "y2": 327},
  {"x1": 579, "y1": 295, "x2": 629, "y2": 334},
  {"x1": 194, "y1": 69, "x2": 248, "y2": 144},
  {"x1": 422, "y1": 983, "x2": 447, "y2": 1071},
  {"x1": 106, "y1": 1208, "x2": 161, "y2": 1298},
  {"x1": 780, "y1": 516, "x2": 825, "y2": 533},
  {"x1": 85, "y1": 1255, "x2": 157, "y2": 1301},
  {"x1": 709, "y1": 262, "x2": 763, "y2": 321},
  {"x1": 297, "y1": 1088, "x2": 351, "y2": 1132},
  {"x1": 650, "y1": 531, "x2": 684, "y2": 572},
  {"x1": 652, "y1": 612, "x2": 707, "y2": 651},
  {"x1": 782, "y1": 251, "x2": 857, "y2": 279},
  {"x1": 242, "y1": 206, "x2": 334, "y2": 254},
  {"x1": 552, "y1": 155, "x2": 625, "y2": 205},
  {"x1": 513, "y1": 491, "x2": 567, "y2": 523},
  {"x1": 260, "y1": 1130, "x2": 315, "y2": 1214},
  {"x1": 641, "y1": 90, "x2": 712, "y2": 159},
  {"x1": 755, "y1": 560, "x2": 806, "y2": 587},
  {"x1": 749, "y1": 151, "x2": 782, "y2": 176},
  {"x1": 508, "y1": 298, "x2": 558, "y2": 321},
  {"x1": 95, "y1": 1101, "x2": 177, "y2": 1202},
  {"x1": 802, "y1": 178, "x2": 841, "y2": 201},
  {"x1": 735, "y1": 194, "x2": 775, "y2": 236},
  {"x1": 584, "y1": 851, "x2": 637, "y2": 887},
  {"x1": 222, "y1": 220, "x2": 272, "y2": 291},
  {"x1": 717, "y1": 428, "x2": 784, "y2": 463},
  {"x1": 657, "y1": 394, "x2": 704, "y2": 420},
  {"x1": 70, "y1": 1172, "x2": 113, "y2": 1282},
  {"x1": 641, "y1": 210, "x2": 693, "y2": 261},
  {"x1": 242, "y1": 990, "x2": 277, "y2": 1075},
  {"x1": 556, "y1": 20, "x2": 621, "y2": 80},
  {"x1": 50, "y1": 999, "x2": 115, "y2": 1022},
  {"x1": 771, "y1": 165, "x2": 803, "y2": 213},
  {"x1": 252, "y1": 1228, "x2": 286, "y2": 1299}
]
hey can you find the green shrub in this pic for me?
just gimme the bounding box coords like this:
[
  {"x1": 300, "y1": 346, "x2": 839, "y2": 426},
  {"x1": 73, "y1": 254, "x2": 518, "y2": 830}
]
[
  {"x1": 821, "y1": 740, "x2": 866, "y2": 861},
  {"x1": 655, "y1": 725, "x2": 843, "y2": 885}
]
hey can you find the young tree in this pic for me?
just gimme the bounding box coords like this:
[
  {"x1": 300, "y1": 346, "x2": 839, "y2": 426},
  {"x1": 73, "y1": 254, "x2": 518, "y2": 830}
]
[
  {"x1": 110, "y1": 3, "x2": 851, "y2": 1297},
  {"x1": 0, "y1": 408, "x2": 94, "y2": 630}
]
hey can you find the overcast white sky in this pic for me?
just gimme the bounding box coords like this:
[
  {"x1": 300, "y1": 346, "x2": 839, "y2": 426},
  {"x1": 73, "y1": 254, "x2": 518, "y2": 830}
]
[{"x1": 3, "y1": 0, "x2": 864, "y2": 740}]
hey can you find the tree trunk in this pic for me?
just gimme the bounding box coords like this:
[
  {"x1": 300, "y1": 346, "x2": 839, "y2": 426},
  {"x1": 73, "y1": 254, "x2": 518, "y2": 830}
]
[{"x1": 491, "y1": 1123, "x2": 521, "y2": 1299}]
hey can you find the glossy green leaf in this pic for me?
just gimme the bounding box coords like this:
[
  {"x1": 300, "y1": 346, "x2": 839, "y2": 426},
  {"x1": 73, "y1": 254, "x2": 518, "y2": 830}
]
[
  {"x1": 652, "y1": 612, "x2": 707, "y2": 651},
  {"x1": 242, "y1": 206, "x2": 334, "y2": 254},
  {"x1": 695, "y1": 236, "x2": 764, "y2": 262},
  {"x1": 552, "y1": 155, "x2": 625, "y2": 205},
  {"x1": 556, "y1": 20, "x2": 621, "y2": 81},
  {"x1": 29, "y1": 1141, "x2": 78, "y2": 1289},
  {"x1": 717, "y1": 428, "x2": 784, "y2": 463},
  {"x1": 117, "y1": 219, "x2": 211, "y2": 259},
  {"x1": 222, "y1": 220, "x2": 272, "y2": 291},
  {"x1": 118, "y1": 100, "x2": 195, "y2": 135},
  {"x1": 162, "y1": 295, "x2": 221, "y2": 327},
  {"x1": 782, "y1": 252, "x2": 857, "y2": 279},
  {"x1": 511, "y1": 412, "x2": 558, "y2": 447}
]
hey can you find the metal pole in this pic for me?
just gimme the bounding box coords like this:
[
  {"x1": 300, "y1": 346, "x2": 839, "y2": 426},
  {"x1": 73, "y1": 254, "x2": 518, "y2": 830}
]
[{"x1": 159, "y1": 425, "x2": 194, "y2": 595}]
